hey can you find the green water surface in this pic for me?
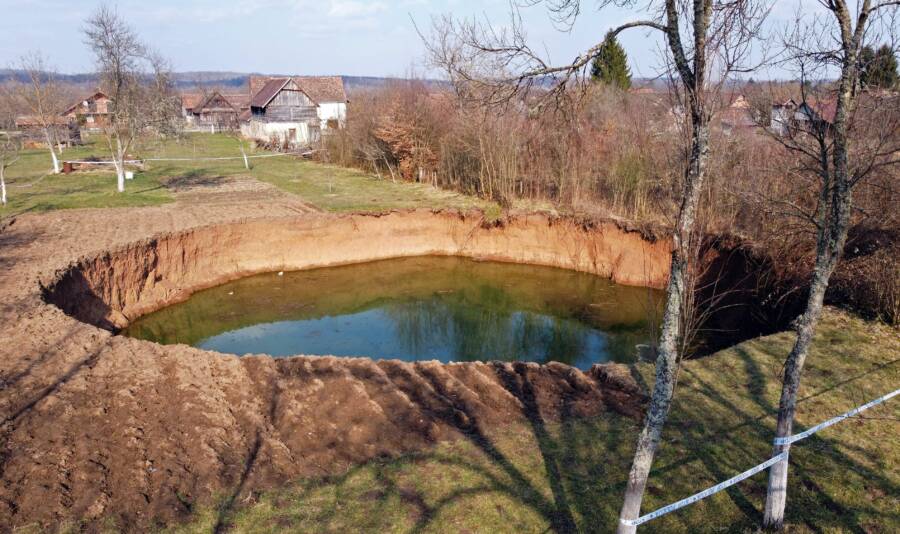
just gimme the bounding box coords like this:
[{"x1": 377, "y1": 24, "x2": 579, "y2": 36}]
[{"x1": 123, "y1": 256, "x2": 663, "y2": 369}]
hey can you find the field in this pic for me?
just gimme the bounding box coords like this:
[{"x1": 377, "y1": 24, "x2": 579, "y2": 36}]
[
  {"x1": 0, "y1": 133, "x2": 497, "y2": 217},
  {"x1": 173, "y1": 309, "x2": 899, "y2": 534}
]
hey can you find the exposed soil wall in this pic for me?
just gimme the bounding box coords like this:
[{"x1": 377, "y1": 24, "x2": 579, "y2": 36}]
[{"x1": 45, "y1": 211, "x2": 672, "y2": 331}]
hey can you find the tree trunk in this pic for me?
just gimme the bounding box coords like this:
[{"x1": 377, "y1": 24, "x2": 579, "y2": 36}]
[
  {"x1": 240, "y1": 141, "x2": 250, "y2": 170},
  {"x1": 1, "y1": 166, "x2": 7, "y2": 205},
  {"x1": 763, "y1": 81, "x2": 855, "y2": 529},
  {"x1": 617, "y1": 118, "x2": 709, "y2": 534},
  {"x1": 762, "y1": 190, "x2": 851, "y2": 528},
  {"x1": 45, "y1": 130, "x2": 60, "y2": 174},
  {"x1": 115, "y1": 137, "x2": 126, "y2": 193}
]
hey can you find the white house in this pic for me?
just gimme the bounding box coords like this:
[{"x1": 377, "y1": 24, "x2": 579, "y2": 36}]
[{"x1": 241, "y1": 76, "x2": 347, "y2": 147}]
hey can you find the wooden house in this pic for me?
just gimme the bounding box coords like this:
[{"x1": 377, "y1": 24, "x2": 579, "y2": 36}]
[
  {"x1": 242, "y1": 78, "x2": 320, "y2": 146},
  {"x1": 182, "y1": 92, "x2": 251, "y2": 130},
  {"x1": 770, "y1": 98, "x2": 836, "y2": 136},
  {"x1": 61, "y1": 91, "x2": 111, "y2": 130},
  {"x1": 242, "y1": 76, "x2": 347, "y2": 146}
]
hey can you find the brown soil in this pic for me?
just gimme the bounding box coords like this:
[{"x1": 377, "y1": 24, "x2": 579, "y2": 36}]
[{"x1": 0, "y1": 179, "x2": 661, "y2": 531}]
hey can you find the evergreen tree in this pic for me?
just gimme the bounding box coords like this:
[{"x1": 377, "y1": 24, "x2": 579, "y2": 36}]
[
  {"x1": 860, "y1": 44, "x2": 898, "y2": 89},
  {"x1": 858, "y1": 45, "x2": 875, "y2": 84},
  {"x1": 590, "y1": 32, "x2": 631, "y2": 90}
]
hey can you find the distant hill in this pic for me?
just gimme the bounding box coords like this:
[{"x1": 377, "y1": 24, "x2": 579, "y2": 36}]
[
  {"x1": 0, "y1": 69, "x2": 450, "y2": 95},
  {"x1": 0, "y1": 69, "x2": 769, "y2": 98}
]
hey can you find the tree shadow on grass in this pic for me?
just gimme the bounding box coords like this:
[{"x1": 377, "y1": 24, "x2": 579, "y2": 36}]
[
  {"x1": 163, "y1": 168, "x2": 227, "y2": 192},
  {"x1": 208, "y1": 351, "x2": 898, "y2": 534}
]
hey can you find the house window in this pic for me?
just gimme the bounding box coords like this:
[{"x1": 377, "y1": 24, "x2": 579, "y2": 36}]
[
  {"x1": 288, "y1": 128, "x2": 297, "y2": 141},
  {"x1": 86, "y1": 116, "x2": 95, "y2": 124}
]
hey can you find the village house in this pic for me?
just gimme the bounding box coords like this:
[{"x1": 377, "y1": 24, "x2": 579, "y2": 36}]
[
  {"x1": 770, "y1": 98, "x2": 836, "y2": 136},
  {"x1": 61, "y1": 90, "x2": 111, "y2": 130},
  {"x1": 181, "y1": 91, "x2": 250, "y2": 131},
  {"x1": 241, "y1": 75, "x2": 347, "y2": 147}
]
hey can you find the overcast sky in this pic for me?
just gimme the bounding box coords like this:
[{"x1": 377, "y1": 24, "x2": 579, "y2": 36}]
[{"x1": 1, "y1": 0, "x2": 814, "y2": 78}]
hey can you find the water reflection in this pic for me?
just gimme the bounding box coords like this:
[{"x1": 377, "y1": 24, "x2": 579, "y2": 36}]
[{"x1": 124, "y1": 256, "x2": 663, "y2": 369}]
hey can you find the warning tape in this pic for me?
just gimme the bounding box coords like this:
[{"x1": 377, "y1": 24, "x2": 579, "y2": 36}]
[
  {"x1": 620, "y1": 387, "x2": 899, "y2": 528},
  {"x1": 620, "y1": 452, "x2": 788, "y2": 527},
  {"x1": 774, "y1": 387, "x2": 899, "y2": 446},
  {"x1": 62, "y1": 150, "x2": 310, "y2": 165}
]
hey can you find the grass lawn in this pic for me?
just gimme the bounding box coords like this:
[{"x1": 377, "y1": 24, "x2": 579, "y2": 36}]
[
  {"x1": 1, "y1": 133, "x2": 498, "y2": 218},
  {"x1": 0, "y1": 137, "x2": 172, "y2": 215},
  {"x1": 171, "y1": 308, "x2": 899, "y2": 533},
  {"x1": 251, "y1": 159, "x2": 497, "y2": 215}
]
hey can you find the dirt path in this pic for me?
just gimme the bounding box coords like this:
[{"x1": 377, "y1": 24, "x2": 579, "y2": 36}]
[{"x1": 0, "y1": 178, "x2": 645, "y2": 531}]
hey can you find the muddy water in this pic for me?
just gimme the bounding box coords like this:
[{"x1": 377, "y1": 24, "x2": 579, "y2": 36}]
[{"x1": 123, "y1": 256, "x2": 664, "y2": 368}]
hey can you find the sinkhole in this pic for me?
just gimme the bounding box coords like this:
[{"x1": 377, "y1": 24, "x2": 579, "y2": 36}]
[{"x1": 122, "y1": 256, "x2": 665, "y2": 369}]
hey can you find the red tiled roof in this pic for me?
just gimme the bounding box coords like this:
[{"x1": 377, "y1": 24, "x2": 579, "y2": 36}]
[
  {"x1": 293, "y1": 76, "x2": 347, "y2": 103},
  {"x1": 181, "y1": 93, "x2": 204, "y2": 110},
  {"x1": 248, "y1": 76, "x2": 348, "y2": 108},
  {"x1": 806, "y1": 98, "x2": 837, "y2": 123},
  {"x1": 225, "y1": 93, "x2": 251, "y2": 110},
  {"x1": 62, "y1": 90, "x2": 109, "y2": 116},
  {"x1": 195, "y1": 92, "x2": 237, "y2": 112},
  {"x1": 183, "y1": 92, "x2": 250, "y2": 112},
  {"x1": 15, "y1": 115, "x2": 72, "y2": 127},
  {"x1": 249, "y1": 75, "x2": 270, "y2": 99}
]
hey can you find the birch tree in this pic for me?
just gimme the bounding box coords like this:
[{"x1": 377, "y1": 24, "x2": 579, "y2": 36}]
[
  {"x1": 763, "y1": 2, "x2": 900, "y2": 528},
  {"x1": 83, "y1": 5, "x2": 175, "y2": 192},
  {"x1": 17, "y1": 52, "x2": 65, "y2": 174},
  {"x1": 422, "y1": 2, "x2": 768, "y2": 531}
]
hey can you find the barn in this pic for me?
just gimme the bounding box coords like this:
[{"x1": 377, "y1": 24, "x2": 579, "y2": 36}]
[{"x1": 241, "y1": 76, "x2": 347, "y2": 147}]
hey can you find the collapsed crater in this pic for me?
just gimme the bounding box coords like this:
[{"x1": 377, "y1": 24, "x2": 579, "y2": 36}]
[
  {"x1": 14, "y1": 210, "x2": 807, "y2": 529},
  {"x1": 122, "y1": 255, "x2": 666, "y2": 368},
  {"x1": 43, "y1": 211, "x2": 673, "y2": 336},
  {"x1": 43, "y1": 210, "x2": 799, "y2": 361}
]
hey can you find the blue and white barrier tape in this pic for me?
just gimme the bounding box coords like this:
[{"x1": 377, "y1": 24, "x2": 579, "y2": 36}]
[
  {"x1": 620, "y1": 387, "x2": 899, "y2": 528},
  {"x1": 774, "y1": 388, "x2": 899, "y2": 446},
  {"x1": 619, "y1": 452, "x2": 787, "y2": 527},
  {"x1": 63, "y1": 151, "x2": 309, "y2": 166}
]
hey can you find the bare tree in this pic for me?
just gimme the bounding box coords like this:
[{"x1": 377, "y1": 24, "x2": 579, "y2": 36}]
[
  {"x1": 0, "y1": 132, "x2": 21, "y2": 206},
  {"x1": 16, "y1": 52, "x2": 66, "y2": 174},
  {"x1": 83, "y1": 5, "x2": 176, "y2": 192},
  {"x1": 762, "y1": 2, "x2": 900, "y2": 529},
  {"x1": 422, "y1": 1, "x2": 769, "y2": 531}
]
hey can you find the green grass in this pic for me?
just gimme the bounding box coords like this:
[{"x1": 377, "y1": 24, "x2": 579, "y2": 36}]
[
  {"x1": 1, "y1": 137, "x2": 172, "y2": 215},
  {"x1": 171, "y1": 308, "x2": 899, "y2": 533},
  {"x1": 251, "y1": 159, "x2": 498, "y2": 215},
  {"x1": 1, "y1": 133, "x2": 498, "y2": 217}
]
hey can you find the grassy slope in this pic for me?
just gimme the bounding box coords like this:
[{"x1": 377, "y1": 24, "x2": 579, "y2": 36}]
[
  {"x1": 0, "y1": 134, "x2": 497, "y2": 217},
  {"x1": 171, "y1": 308, "x2": 898, "y2": 534}
]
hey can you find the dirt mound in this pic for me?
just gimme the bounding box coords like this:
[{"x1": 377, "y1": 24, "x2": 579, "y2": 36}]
[{"x1": 0, "y1": 338, "x2": 645, "y2": 530}]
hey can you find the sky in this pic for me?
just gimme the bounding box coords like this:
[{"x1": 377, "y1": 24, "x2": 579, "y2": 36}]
[{"x1": 0, "y1": 0, "x2": 815, "y2": 78}]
